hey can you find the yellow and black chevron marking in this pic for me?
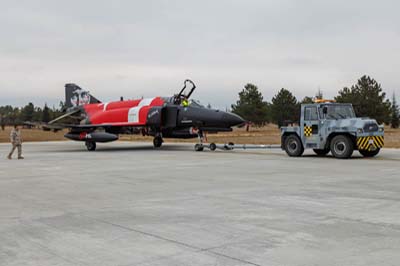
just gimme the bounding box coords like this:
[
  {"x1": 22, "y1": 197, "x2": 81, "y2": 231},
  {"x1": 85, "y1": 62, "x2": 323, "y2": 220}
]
[
  {"x1": 357, "y1": 136, "x2": 384, "y2": 151},
  {"x1": 304, "y1": 126, "x2": 313, "y2": 137}
]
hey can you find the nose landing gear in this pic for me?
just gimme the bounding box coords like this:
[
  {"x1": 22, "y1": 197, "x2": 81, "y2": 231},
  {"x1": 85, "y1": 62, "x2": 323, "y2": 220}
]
[{"x1": 194, "y1": 130, "x2": 205, "y2": 151}]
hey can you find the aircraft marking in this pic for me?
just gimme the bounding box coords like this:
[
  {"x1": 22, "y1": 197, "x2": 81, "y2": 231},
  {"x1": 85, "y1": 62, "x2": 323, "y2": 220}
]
[{"x1": 128, "y1": 98, "x2": 155, "y2": 123}]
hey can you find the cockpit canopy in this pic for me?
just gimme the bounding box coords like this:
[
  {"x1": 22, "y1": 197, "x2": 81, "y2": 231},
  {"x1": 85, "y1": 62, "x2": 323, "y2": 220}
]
[{"x1": 188, "y1": 99, "x2": 205, "y2": 108}]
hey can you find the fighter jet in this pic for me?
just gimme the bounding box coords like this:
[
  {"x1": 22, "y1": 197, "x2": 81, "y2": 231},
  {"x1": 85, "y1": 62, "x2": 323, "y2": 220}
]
[{"x1": 46, "y1": 80, "x2": 244, "y2": 151}]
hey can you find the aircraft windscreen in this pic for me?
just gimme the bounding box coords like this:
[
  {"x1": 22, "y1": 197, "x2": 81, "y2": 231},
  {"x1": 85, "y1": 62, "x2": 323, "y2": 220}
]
[{"x1": 189, "y1": 99, "x2": 205, "y2": 108}]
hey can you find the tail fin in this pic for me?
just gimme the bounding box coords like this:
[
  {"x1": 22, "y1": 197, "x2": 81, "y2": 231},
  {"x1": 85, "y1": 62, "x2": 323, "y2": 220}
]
[{"x1": 65, "y1": 83, "x2": 101, "y2": 109}]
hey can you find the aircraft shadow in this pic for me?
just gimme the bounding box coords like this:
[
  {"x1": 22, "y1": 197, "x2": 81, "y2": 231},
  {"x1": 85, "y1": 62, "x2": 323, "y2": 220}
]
[{"x1": 50, "y1": 144, "x2": 195, "y2": 153}]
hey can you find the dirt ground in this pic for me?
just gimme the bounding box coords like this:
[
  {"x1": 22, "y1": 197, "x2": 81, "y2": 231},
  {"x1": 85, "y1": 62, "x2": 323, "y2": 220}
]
[{"x1": 0, "y1": 125, "x2": 399, "y2": 148}]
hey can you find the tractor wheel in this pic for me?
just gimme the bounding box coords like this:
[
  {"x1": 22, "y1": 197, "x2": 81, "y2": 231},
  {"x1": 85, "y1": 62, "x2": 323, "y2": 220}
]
[
  {"x1": 359, "y1": 148, "x2": 380, "y2": 157},
  {"x1": 153, "y1": 136, "x2": 163, "y2": 148},
  {"x1": 85, "y1": 141, "x2": 96, "y2": 151},
  {"x1": 313, "y1": 149, "x2": 330, "y2": 156},
  {"x1": 284, "y1": 135, "x2": 304, "y2": 157},
  {"x1": 194, "y1": 144, "x2": 204, "y2": 152},
  {"x1": 330, "y1": 135, "x2": 354, "y2": 159}
]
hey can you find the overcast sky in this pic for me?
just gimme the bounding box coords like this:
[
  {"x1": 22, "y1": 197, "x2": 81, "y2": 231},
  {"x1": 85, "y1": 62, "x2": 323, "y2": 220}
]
[{"x1": 1, "y1": 0, "x2": 399, "y2": 109}]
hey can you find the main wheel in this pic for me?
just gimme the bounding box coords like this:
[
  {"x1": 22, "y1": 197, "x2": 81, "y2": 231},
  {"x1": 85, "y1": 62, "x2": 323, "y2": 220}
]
[
  {"x1": 85, "y1": 141, "x2": 96, "y2": 151},
  {"x1": 313, "y1": 149, "x2": 330, "y2": 156},
  {"x1": 359, "y1": 148, "x2": 380, "y2": 157},
  {"x1": 284, "y1": 135, "x2": 304, "y2": 157},
  {"x1": 330, "y1": 135, "x2": 354, "y2": 159},
  {"x1": 153, "y1": 136, "x2": 163, "y2": 148},
  {"x1": 194, "y1": 144, "x2": 204, "y2": 152}
]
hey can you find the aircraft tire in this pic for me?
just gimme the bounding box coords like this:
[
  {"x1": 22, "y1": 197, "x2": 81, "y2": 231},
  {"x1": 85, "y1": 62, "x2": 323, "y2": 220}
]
[
  {"x1": 153, "y1": 137, "x2": 163, "y2": 148},
  {"x1": 359, "y1": 148, "x2": 380, "y2": 157},
  {"x1": 85, "y1": 141, "x2": 96, "y2": 151},
  {"x1": 195, "y1": 144, "x2": 204, "y2": 152}
]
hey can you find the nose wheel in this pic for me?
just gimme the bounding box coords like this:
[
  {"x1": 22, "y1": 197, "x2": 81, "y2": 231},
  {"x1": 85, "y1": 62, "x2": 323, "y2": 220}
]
[
  {"x1": 194, "y1": 144, "x2": 204, "y2": 151},
  {"x1": 194, "y1": 130, "x2": 206, "y2": 151}
]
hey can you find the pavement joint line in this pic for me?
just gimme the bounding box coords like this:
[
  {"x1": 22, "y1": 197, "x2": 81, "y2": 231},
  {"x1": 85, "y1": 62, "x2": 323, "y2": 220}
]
[
  {"x1": 85, "y1": 215, "x2": 200, "y2": 250},
  {"x1": 198, "y1": 239, "x2": 256, "y2": 253},
  {"x1": 119, "y1": 250, "x2": 192, "y2": 266},
  {"x1": 85, "y1": 215, "x2": 262, "y2": 266},
  {"x1": 204, "y1": 250, "x2": 262, "y2": 266}
]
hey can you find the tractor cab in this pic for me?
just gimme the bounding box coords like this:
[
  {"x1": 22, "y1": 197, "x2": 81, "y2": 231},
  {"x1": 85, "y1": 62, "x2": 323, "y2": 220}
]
[{"x1": 281, "y1": 100, "x2": 384, "y2": 159}]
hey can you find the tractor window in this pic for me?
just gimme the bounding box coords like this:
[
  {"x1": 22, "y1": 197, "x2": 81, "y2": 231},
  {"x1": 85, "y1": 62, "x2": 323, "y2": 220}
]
[
  {"x1": 304, "y1": 107, "x2": 318, "y2": 121},
  {"x1": 319, "y1": 105, "x2": 356, "y2": 119}
]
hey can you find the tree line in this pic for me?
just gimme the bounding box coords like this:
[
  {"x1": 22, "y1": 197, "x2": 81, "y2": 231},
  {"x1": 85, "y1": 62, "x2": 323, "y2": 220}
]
[
  {"x1": 231, "y1": 75, "x2": 400, "y2": 128},
  {"x1": 0, "y1": 102, "x2": 65, "y2": 130},
  {"x1": 0, "y1": 75, "x2": 399, "y2": 130}
]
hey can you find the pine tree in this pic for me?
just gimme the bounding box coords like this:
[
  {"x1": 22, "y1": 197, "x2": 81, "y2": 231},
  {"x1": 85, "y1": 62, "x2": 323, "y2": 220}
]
[
  {"x1": 21, "y1": 102, "x2": 35, "y2": 122},
  {"x1": 33, "y1": 107, "x2": 42, "y2": 122},
  {"x1": 391, "y1": 93, "x2": 400, "y2": 128},
  {"x1": 231, "y1": 83, "x2": 270, "y2": 126},
  {"x1": 271, "y1": 88, "x2": 299, "y2": 127},
  {"x1": 301, "y1": 96, "x2": 314, "y2": 104},
  {"x1": 335, "y1": 75, "x2": 391, "y2": 124},
  {"x1": 42, "y1": 104, "x2": 51, "y2": 123}
]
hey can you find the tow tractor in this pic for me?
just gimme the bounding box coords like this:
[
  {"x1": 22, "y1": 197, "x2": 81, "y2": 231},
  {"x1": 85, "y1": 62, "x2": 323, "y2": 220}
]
[{"x1": 202, "y1": 100, "x2": 384, "y2": 159}]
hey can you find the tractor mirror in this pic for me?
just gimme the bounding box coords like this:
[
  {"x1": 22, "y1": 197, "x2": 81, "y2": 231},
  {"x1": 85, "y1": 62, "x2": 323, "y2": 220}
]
[{"x1": 322, "y1": 106, "x2": 328, "y2": 114}]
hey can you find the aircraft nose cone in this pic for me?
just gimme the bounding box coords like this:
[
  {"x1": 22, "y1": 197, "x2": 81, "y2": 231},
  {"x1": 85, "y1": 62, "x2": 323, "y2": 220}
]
[{"x1": 224, "y1": 112, "x2": 245, "y2": 127}]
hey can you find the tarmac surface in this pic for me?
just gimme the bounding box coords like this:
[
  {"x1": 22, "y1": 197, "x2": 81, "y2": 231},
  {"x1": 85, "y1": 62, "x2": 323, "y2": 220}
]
[{"x1": 0, "y1": 141, "x2": 400, "y2": 266}]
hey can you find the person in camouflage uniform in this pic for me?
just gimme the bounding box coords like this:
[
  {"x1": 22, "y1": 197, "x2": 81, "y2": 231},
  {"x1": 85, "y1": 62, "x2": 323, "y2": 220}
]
[{"x1": 8, "y1": 125, "x2": 24, "y2": 160}]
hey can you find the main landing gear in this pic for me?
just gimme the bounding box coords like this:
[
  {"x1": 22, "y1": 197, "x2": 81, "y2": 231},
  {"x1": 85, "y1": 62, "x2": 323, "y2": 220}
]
[
  {"x1": 85, "y1": 141, "x2": 97, "y2": 151},
  {"x1": 153, "y1": 135, "x2": 163, "y2": 148}
]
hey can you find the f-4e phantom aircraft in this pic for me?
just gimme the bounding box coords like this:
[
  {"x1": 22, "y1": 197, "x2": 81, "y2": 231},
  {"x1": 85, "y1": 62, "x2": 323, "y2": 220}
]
[{"x1": 46, "y1": 80, "x2": 245, "y2": 151}]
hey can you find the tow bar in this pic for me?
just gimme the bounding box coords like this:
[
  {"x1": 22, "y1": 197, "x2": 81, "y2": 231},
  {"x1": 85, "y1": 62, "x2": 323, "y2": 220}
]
[{"x1": 198, "y1": 142, "x2": 281, "y2": 151}]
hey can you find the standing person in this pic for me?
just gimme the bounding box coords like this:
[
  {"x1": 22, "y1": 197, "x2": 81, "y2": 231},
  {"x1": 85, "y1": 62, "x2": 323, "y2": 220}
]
[{"x1": 8, "y1": 125, "x2": 24, "y2": 160}]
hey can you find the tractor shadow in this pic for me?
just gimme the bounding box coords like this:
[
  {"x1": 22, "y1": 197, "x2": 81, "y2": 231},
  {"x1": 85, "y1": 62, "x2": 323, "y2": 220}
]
[{"x1": 301, "y1": 154, "x2": 365, "y2": 160}]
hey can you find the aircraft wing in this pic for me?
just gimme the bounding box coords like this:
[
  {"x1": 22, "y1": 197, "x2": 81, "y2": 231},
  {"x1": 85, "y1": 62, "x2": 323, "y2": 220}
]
[
  {"x1": 35, "y1": 122, "x2": 148, "y2": 132},
  {"x1": 48, "y1": 109, "x2": 81, "y2": 124},
  {"x1": 32, "y1": 107, "x2": 150, "y2": 132},
  {"x1": 62, "y1": 122, "x2": 147, "y2": 129},
  {"x1": 23, "y1": 121, "x2": 67, "y2": 132}
]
